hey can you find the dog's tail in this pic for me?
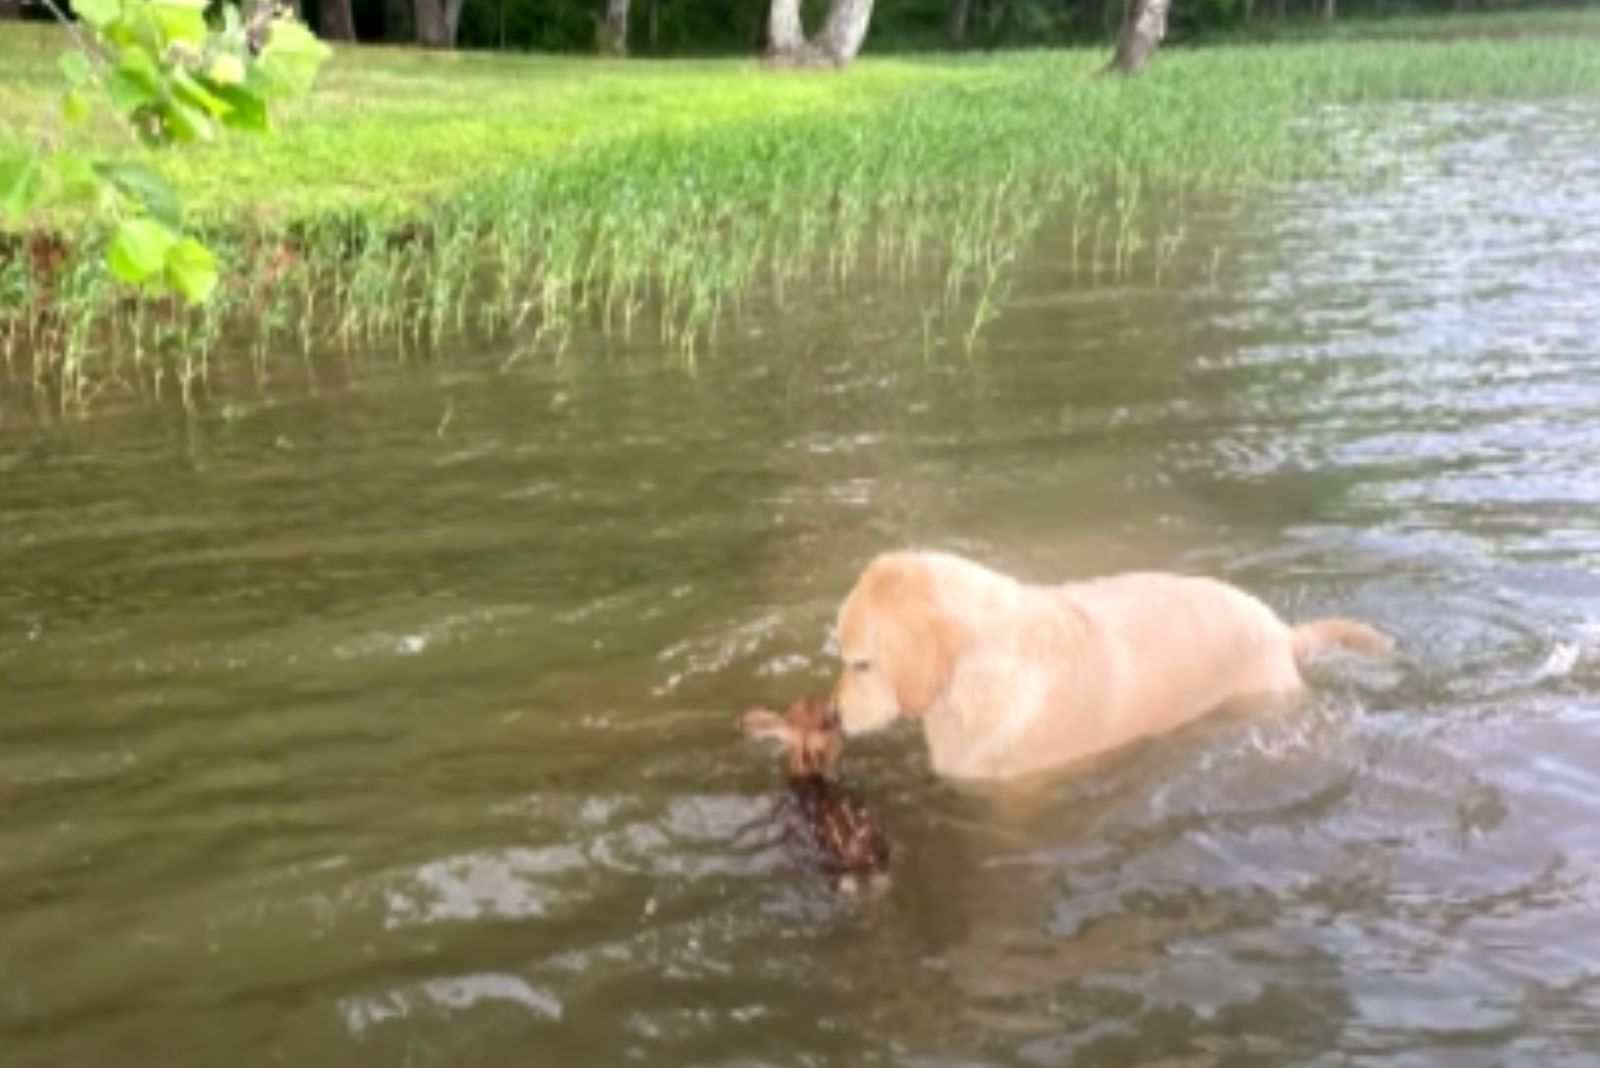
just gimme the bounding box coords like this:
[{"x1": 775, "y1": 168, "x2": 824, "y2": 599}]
[{"x1": 1291, "y1": 618, "x2": 1395, "y2": 667}]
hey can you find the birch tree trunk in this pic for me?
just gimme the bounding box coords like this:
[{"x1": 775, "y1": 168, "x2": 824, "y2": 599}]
[
  {"x1": 811, "y1": 0, "x2": 875, "y2": 64},
  {"x1": 765, "y1": 0, "x2": 874, "y2": 67},
  {"x1": 766, "y1": 0, "x2": 805, "y2": 56},
  {"x1": 598, "y1": 0, "x2": 629, "y2": 55},
  {"x1": 414, "y1": 0, "x2": 465, "y2": 46},
  {"x1": 1106, "y1": 0, "x2": 1170, "y2": 75}
]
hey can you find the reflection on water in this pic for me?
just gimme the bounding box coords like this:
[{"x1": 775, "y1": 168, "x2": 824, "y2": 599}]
[{"x1": 3, "y1": 101, "x2": 1600, "y2": 1067}]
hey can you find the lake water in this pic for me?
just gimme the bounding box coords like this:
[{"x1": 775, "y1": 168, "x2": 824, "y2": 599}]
[{"x1": 3, "y1": 100, "x2": 1599, "y2": 1067}]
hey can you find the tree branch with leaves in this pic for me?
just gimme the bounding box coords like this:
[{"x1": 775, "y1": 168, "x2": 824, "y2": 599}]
[{"x1": 0, "y1": 0, "x2": 330, "y2": 303}]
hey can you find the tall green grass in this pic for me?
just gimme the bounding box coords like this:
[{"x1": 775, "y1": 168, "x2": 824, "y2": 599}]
[{"x1": 5, "y1": 27, "x2": 1600, "y2": 406}]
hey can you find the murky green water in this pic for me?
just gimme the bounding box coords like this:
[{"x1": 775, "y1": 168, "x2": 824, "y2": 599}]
[{"x1": 5, "y1": 101, "x2": 1600, "y2": 1067}]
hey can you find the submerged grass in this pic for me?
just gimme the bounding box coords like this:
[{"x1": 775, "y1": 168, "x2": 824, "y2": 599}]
[{"x1": 4, "y1": 22, "x2": 1600, "y2": 405}]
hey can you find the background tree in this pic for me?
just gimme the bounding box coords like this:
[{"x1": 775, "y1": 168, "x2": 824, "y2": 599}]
[
  {"x1": 766, "y1": 0, "x2": 803, "y2": 54},
  {"x1": 383, "y1": 0, "x2": 411, "y2": 39},
  {"x1": 765, "y1": 0, "x2": 876, "y2": 66},
  {"x1": 321, "y1": 0, "x2": 357, "y2": 39},
  {"x1": 597, "y1": 0, "x2": 628, "y2": 53},
  {"x1": 1107, "y1": 0, "x2": 1171, "y2": 73},
  {"x1": 415, "y1": 0, "x2": 467, "y2": 44},
  {"x1": 945, "y1": 0, "x2": 972, "y2": 45}
]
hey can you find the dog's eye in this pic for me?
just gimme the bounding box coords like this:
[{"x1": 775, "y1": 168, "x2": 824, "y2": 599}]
[{"x1": 850, "y1": 659, "x2": 871, "y2": 673}]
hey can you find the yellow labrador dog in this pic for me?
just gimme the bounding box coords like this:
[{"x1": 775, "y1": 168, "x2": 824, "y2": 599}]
[{"x1": 832, "y1": 550, "x2": 1392, "y2": 781}]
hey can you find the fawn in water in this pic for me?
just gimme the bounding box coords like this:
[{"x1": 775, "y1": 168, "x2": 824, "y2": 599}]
[{"x1": 740, "y1": 695, "x2": 892, "y2": 894}]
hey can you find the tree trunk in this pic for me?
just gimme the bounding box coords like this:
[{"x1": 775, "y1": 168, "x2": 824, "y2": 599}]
[
  {"x1": 766, "y1": 0, "x2": 805, "y2": 56},
  {"x1": 811, "y1": 0, "x2": 874, "y2": 63},
  {"x1": 383, "y1": 0, "x2": 412, "y2": 42},
  {"x1": 320, "y1": 0, "x2": 357, "y2": 41},
  {"x1": 647, "y1": 0, "x2": 658, "y2": 51},
  {"x1": 1321, "y1": 0, "x2": 1334, "y2": 20},
  {"x1": 946, "y1": 0, "x2": 972, "y2": 46},
  {"x1": 765, "y1": 0, "x2": 874, "y2": 68},
  {"x1": 1106, "y1": 0, "x2": 1169, "y2": 75},
  {"x1": 0, "y1": 0, "x2": 21, "y2": 20},
  {"x1": 598, "y1": 0, "x2": 629, "y2": 54},
  {"x1": 414, "y1": 0, "x2": 464, "y2": 45}
]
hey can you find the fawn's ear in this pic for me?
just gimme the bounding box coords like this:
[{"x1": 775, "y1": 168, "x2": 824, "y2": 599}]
[{"x1": 739, "y1": 708, "x2": 794, "y2": 746}]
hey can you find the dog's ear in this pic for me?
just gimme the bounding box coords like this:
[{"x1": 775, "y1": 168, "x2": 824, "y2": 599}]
[
  {"x1": 892, "y1": 600, "x2": 959, "y2": 717},
  {"x1": 868, "y1": 558, "x2": 961, "y2": 717},
  {"x1": 739, "y1": 708, "x2": 793, "y2": 746}
]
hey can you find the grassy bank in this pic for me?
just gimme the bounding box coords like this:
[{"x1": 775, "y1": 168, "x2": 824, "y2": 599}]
[{"x1": 5, "y1": 22, "x2": 1600, "y2": 404}]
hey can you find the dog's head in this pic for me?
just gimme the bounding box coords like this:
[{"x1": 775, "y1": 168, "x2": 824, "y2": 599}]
[
  {"x1": 741, "y1": 696, "x2": 843, "y2": 778},
  {"x1": 832, "y1": 552, "x2": 964, "y2": 736}
]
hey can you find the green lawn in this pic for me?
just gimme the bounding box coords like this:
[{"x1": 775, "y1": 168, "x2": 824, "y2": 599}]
[{"x1": 1, "y1": 22, "x2": 1000, "y2": 221}]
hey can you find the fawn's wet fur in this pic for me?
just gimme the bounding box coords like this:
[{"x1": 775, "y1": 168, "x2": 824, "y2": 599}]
[{"x1": 740, "y1": 696, "x2": 892, "y2": 894}]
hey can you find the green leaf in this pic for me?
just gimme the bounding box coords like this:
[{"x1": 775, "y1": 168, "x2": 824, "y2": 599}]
[
  {"x1": 105, "y1": 70, "x2": 154, "y2": 113},
  {"x1": 73, "y1": 0, "x2": 121, "y2": 29},
  {"x1": 94, "y1": 160, "x2": 182, "y2": 227},
  {"x1": 206, "y1": 52, "x2": 246, "y2": 88},
  {"x1": 105, "y1": 49, "x2": 162, "y2": 112},
  {"x1": 63, "y1": 88, "x2": 93, "y2": 125},
  {"x1": 252, "y1": 21, "x2": 332, "y2": 99},
  {"x1": 58, "y1": 50, "x2": 94, "y2": 87},
  {"x1": 211, "y1": 82, "x2": 269, "y2": 133},
  {"x1": 110, "y1": 5, "x2": 168, "y2": 57},
  {"x1": 172, "y1": 68, "x2": 232, "y2": 118},
  {"x1": 150, "y1": 0, "x2": 208, "y2": 45},
  {"x1": 164, "y1": 237, "x2": 217, "y2": 304},
  {"x1": 159, "y1": 98, "x2": 214, "y2": 143},
  {"x1": 107, "y1": 216, "x2": 177, "y2": 285},
  {"x1": 273, "y1": 19, "x2": 336, "y2": 63},
  {"x1": 0, "y1": 151, "x2": 44, "y2": 218}
]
